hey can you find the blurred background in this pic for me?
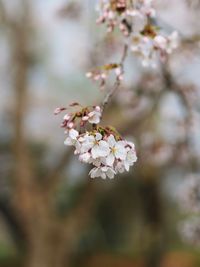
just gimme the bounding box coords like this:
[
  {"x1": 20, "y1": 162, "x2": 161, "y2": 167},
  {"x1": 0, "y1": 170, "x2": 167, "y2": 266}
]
[{"x1": 0, "y1": 0, "x2": 200, "y2": 266}]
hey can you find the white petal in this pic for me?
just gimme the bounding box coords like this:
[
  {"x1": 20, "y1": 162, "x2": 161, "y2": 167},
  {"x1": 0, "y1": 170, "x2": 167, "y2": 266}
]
[
  {"x1": 69, "y1": 129, "x2": 79, "y2": 139},
  {"x1": 92, "y1": 158, "x2": 102, "y2": 167},
  {"x1": 127, "y1": 151, "x2": 137, "y2": 164},
  {"x1": 95, "y1": 133, "x2": 102, "y2": 141},
  {"x1": 91, "y1": 145, "x2": 100, "y2": 159},
  {"x1": 106, "y1": 168, "x2": 115, "y2": 179},
  {"x1": 89, "y1": 167, "x2": 100, "y2": 178},
  {"x1": 84, "y1": 135, "x2": 95, "y2": 143},
  {"x1": 106, "y1": 153, "x2": 115, "y2": 166},
  {"x1": 64, "y1": 137, "x2": 73, "y2": 146},
  {"x1": 131, "y1": 11, "x2": 147, "y2": 33},
  {"x1": 97, "y1": 141, "x2": 110, "y2": 157},
  {"x1": 124, "y1": 161, "x2": 130, "y2": 172},
  {"x1": 74, "y1": 141, "x2": 81, "y2": 154},
  {"x1": 154, "y1": 35, "x2": 167, "y2": 50},
  {"x1": 115, "y1": 143, "x2": 127, "y2": 160},
  {"x1": 118, "y1": 140, "x2": 126, "y2": 147},
  {"x1": 101, "y1": 166, "x2": 116, "y2": 179},
  {"x1": 79, "y1": 152, "x2": 91, "y2": 163},
  {"x1": 101, "y1": 173, "x2": 107, "y2": 179},
  {"x1": 107, "y1": 135, "x2": 116, "y2": 148},
  {"x1": 88, "y1": 111, "x2": 101, "y2": 124},
  {"x1": 88, "y1": 115, "x2": 100, "y2": 124},
  {"x1": 80, "y1": 135, "x2": 95, "y2": 153},
  {"x1": 115, "y1": 162, "x2": 125, "y2": 174}
]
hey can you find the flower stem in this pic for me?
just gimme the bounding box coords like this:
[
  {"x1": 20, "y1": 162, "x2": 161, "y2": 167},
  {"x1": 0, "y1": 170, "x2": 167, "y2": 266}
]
[{"x1": 101, "y1": 43, "x2": 128, "y2": 115}]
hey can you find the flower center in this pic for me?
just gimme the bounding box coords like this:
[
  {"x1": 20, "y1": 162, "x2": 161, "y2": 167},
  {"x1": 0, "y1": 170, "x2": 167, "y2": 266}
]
[
  {"x1": 93, "y1": 140, "x2": 99, "y2": 145},
  {"x1": 111, "y1": 147, "x2": 117, "y2": 154}
]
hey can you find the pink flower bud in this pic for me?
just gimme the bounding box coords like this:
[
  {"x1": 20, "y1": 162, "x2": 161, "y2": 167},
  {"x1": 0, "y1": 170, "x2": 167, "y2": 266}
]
[
  {"x1": 54, "y1": 107, "x2": 66, "y2": 115},
  {"x1": 63, "y1": 114, "x2": 71, "y2": 121},
  {"x1": 67, "y1": 122, "x2": 74, "y2": 129}
]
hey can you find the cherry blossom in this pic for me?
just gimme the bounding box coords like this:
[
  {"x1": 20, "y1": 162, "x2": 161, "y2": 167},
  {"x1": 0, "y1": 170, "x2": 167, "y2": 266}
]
[
  {"x1": 86, "y1": 64, "x2": 123, "y2": 89},
  {"x1": 55, "y1": 106, "x2": 137, "y2": 179},
  {"x1": 96, "y1": 0, "x2": 179, "y2": 68},
  {"x1": 106, "y1": 135, "x2": 127, "y2": 166},
  {"x1": 64, "y1": 129, "x2": 79, "y2": 146},
  {"x1": 54, "y1": 0, "x2": 180, "y2": 180},
  {"x1": 88, "y1": 106, "x2": 102, "y2": 124},
  {"x1": 123, "y1": 144, "x2": 138, "y2": 171},
  {"x1": 81, "y1": 133, "x2": 110, "y2": 159},
  {"x1": 90, "y1": 166, "x2": 116, "y2": 179}
]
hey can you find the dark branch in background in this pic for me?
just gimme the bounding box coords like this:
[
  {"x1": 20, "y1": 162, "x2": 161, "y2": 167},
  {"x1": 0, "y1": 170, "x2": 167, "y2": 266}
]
[
  {"x1": 162, "y1": 63, "x2": 192, "y2": 134},
  {"x1": 0, "y1": 197, "x2": 27, "y2": 250},
  {"x1": 45, "y1": 149, "x2": 72, "y2": 193},
  {"x1": 162, "y1": 64, "x2": 197, "y2": 171}
]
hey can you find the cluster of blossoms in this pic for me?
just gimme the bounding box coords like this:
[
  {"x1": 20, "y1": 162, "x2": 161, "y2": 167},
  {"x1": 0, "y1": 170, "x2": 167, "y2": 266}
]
[
  {"x1": 96, "y1": 0, "x2": 179, "y2": 67},
  {"x1": 55, "y1": 104, "x2": 137, "y2": 179},
  {"x1": 130, "y1": 29, "x2": 179, "y2": 67},
  {"x1": 54, "y1": 104, "x2": 102, "y2": 127},
  {"x1": 86, "y1": 63, "x2": 123, "y2": 89},
  {"x1": 97, "y1": 0, "x2": 155, "y2": 35}
]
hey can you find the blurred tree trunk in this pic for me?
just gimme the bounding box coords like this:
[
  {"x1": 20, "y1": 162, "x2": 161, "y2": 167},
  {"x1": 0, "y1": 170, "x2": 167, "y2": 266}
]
[
  {"x1": 6, "y1": 1, "x2": 100, "y2": 262},
  {"x1": 138, "y1": 165, "x2": 166, "y2": 267},
  {"x1": 27, "y1": 222, "x2": 69, "y2": 267}
]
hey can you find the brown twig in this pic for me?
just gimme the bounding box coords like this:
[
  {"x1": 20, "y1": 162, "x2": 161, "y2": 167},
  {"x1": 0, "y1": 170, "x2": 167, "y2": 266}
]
[{"x1": 101, "y1": 43, "x2": 128, "y2": 115}]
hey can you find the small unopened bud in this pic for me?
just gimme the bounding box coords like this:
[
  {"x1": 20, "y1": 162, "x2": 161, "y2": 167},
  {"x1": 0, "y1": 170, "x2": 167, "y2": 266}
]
[
  {"x1": 54, "y1": 107, "x2": 66, "y2": 115},
  {"x1": 67, "y1": 122, "x2": 74, "y2": 129},
  {"x1": 63, "y1": 114, "x2": 71, "y2": 121}
]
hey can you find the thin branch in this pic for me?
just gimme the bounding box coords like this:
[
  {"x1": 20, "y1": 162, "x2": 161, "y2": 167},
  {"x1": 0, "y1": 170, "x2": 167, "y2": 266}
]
[{"x1": 101, "y1": 43, "x2": 128, "y2": 115}]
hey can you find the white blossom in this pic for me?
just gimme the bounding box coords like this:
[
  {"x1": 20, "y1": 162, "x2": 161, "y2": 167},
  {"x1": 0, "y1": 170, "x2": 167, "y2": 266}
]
[
  {"x1": 88, "y1": 106, "x2": 102, "y2": 124},
  {"x1": 79, "y1": 152, "x2": 91, "y2": 163},
  {"x1": 154, "y1": 35, "x2": 167, "y2": 50},
  {"x1": 123, "y1": 149, "x2": 138, "y2": 171},
  {"x1": 96, "y1": 0, "x2": 178, "y2": 67},
  {"x1": 106, "y1": 135, "x2": 127, "y2": 166},
  {"x1": 127, "y1": 9, "x2": 147, "y2": 33},
  {"x1": 64, "y1": 129, "x2": 79, "y2": 146},
  {"x1": 63, "y1": 130, "x2": 137, "y2": 179},
  {"x1": 90, "y1": 166, "x2": 116, "y2": 179},
  {"x1": 80, "y1": 133, "x2": 110, "y2": 159}
]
